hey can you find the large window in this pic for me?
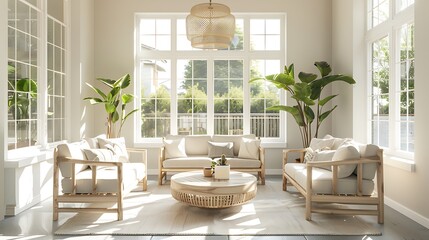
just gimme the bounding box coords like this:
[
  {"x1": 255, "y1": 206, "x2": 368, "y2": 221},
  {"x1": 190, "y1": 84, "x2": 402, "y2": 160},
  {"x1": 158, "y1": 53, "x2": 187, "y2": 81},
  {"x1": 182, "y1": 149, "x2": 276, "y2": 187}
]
[
  {"x1": 8, "y1": 0, "x2": 67, "y2": 150},
  {"x1": 367, "y1": 0, "x2": 414, "y2": 157},
  {"x1": 135, "y1": 14, "x2": 285, "y2": 144}
]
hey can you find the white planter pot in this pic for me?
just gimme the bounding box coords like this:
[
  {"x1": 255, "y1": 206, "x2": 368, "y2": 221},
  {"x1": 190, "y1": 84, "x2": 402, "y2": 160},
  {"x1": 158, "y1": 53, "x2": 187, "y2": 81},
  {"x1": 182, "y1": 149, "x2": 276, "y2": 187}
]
[{"x1": 215, "y1": 165, "x2": 230, "y2": 179}]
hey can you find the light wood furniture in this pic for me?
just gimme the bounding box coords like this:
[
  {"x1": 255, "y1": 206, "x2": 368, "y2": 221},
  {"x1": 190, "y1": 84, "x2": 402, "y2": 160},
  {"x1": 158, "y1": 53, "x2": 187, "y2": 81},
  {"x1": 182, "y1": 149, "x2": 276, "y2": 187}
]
[
  {"x1": 283, "y1": 148, "x2": 384, "y2": 224},
  {"x1": 170, "y1": 171, "x2": 257, "y2": 208},
  {"x1": 53, "y1": 147, "x2": 147, "y2": 221},
  {"x1": 159, "y1": 135, "x2": 265, "y2": 185}
]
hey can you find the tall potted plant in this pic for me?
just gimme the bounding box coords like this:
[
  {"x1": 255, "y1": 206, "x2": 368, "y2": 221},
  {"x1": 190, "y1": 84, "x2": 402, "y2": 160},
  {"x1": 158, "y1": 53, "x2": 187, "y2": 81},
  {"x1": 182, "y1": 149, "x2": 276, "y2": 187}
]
[
  {"x1": 84, "y1": 73, "x2": 138, "y2": 138},
  {"x1": 250, "y1": 61, "x2": 356, "y2": 148}
]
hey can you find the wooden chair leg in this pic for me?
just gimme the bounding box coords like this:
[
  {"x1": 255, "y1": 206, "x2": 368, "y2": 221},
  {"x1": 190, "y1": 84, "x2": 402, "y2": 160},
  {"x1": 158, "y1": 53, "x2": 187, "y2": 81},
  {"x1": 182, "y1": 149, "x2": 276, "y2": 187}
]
[
  {"x1": 282, "y1": 174, "x2": 287, "y2": 191},
  {"x1": 142, "y1": 177, "x2": 148, "y2": 191}
]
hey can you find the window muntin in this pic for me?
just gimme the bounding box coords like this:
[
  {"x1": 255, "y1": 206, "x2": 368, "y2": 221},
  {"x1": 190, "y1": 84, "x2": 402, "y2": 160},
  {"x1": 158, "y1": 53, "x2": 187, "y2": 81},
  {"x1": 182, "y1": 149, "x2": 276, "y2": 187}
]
[
  {"x1": 140, "y1": 19, "x2": 171, "y2": 51},
  {"x1": 250, "y1": 19, "x2": 280, "y2": 51},
  {"x1": 8, "y1": 0, "x2": 39, "y2": 150},
  {"x1": 8, "y1": 0, "x2": 67, "y2": 150},
  {"x1": 368, "y1": 0, "x2": 389, "y2": 29},
  {"x1": 136, "y1": 14, "x2": 285, "y2": 143},
  {"x1": 140, "y1": 60, "x2": 171, "y2": 138},
  {"x1": 367, "y1": 0, "x2": 414, "y2": 157},
  {"x1": 177, "y1": 60, "x2": 208, "y2": 135},
  {"x1": 214, "y1": 60, "x2": 244, "y2": 135},
  {"x1": 397, "y1": 23, "x2": 414, "y2": 152}
]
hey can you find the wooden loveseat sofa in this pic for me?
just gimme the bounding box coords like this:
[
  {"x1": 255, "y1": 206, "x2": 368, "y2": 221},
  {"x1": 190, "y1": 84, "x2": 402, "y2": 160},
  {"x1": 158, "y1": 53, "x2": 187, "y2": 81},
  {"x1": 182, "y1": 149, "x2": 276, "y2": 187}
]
[
  {"x1": 159, "y1": 134, "x2": 265, "y2": 185},
  {"x1": 53, "y1": 137, "x2": 147, "y2": 221},
  {"x1": 283, "y1": 135, "x2": 384, "y2": 223}
]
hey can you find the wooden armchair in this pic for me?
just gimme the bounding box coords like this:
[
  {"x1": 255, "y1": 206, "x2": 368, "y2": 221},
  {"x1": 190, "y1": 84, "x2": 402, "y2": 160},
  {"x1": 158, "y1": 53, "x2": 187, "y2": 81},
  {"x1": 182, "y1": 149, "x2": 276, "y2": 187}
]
[
  {"x1": 283, "y1": 147, "x2": 384, "y2": 224},
  {"x1": 53, "y1": 142, "x2": 147, "y2": 221}
]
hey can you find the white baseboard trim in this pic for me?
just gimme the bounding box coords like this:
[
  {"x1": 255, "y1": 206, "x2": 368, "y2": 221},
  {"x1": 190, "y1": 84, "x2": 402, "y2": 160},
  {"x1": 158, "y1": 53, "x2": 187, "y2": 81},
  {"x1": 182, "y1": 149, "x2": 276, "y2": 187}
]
[
  {"x1": 147, "y1": 169, "x2": 282, "y2": 176},
  {"x1": 6, "y1": 194, "x2": 45, "y2": 216},
  {"x1": 385, "y1": 196, "x2": 429, "y2": 229}
]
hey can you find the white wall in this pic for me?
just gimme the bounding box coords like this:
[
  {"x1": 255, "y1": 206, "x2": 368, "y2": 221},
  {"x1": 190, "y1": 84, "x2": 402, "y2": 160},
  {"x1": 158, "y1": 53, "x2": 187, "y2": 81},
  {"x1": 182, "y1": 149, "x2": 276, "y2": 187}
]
[
  {"x1": 69, "y1": 0, "x2": 95, "y2": 141},
  {"x1": 336, "y1": 0, "x2": 429, "y2": 228},
  {"x1": 0, "y1": 0, "x2": 7, "y2": 221},
  {"x1": 331, "y1": 0, "x2": 354, "y2": 138},
  {"x1": 93, "y1": 0, "x2": 333, "y2": 172}
]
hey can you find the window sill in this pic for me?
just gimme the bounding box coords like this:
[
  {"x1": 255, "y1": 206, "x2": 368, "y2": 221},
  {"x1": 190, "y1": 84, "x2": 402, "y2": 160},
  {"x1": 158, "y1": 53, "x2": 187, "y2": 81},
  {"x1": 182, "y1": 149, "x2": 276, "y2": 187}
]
[
  {"x1": 384, "y1": 154, "x2": 415, "y2": 172},
  {"x1": 5, "y1": 149, "x2": 53, "y2": 168}
]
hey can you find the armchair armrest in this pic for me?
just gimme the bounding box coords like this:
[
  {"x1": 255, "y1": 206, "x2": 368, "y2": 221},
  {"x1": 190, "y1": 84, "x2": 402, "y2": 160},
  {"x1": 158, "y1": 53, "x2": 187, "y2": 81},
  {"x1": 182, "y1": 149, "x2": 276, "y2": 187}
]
[
  {"x1": 126, "y1": 147, "x2": 148, "y2": 166},
  {"x1": 283, "y1": 148, "x2": 307, "y2": 167}
]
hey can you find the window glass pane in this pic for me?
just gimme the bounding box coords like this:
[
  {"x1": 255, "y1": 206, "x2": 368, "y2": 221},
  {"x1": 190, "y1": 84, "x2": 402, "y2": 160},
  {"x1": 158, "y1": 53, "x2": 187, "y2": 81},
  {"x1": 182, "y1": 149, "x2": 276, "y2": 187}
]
[
  {"x1": 397, "y1": 23, "x2": 414, "y2": 153},
  {"x1": 8, "y1": 0, "x2": 40, "y2": 149},
  {"x1": 250, "y1": 60, "x2": 280, "y2": 138},
  {"x1": 140, "y1": 60, "x2": 171, "y2": 138},
  {"x1": 214, "y1": 60, "x2": 243, "y2": 135},
  {"x1": 370, "y1": 36, "x2": 389, "y2": 147},
  {"x1": 250, "y1": 19, "x2": 281, "y2": 51},
  {"x1": 369, "y1": 0, "x2": 389, "y2": 28},
  {"x1": 177, "y1": 60, "x2": 208, "y2": 135},
  {"x1": 398, "y1": 0, "x2": 414, "y2": 12},
  {"x1": 140, "y1": 19, "x2": 171, "y2": 51}
]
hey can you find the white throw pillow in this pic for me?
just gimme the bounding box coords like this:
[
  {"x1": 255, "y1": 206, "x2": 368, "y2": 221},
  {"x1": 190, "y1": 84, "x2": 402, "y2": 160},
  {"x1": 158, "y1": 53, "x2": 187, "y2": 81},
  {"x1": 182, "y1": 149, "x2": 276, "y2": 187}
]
[
  {"x1": 208, "y1": 141, "x2": 234, "y2": 158},
  {"x1": 163, "y1": 138, "x2": 187, "y2": 159},
  {"x1": 310, "y1": 149, "x2": 336, "y2": 170},
  {"x1": 238, "y1": 138, "x2": 261, "y2": 160},
  {"x1": 332, "y1": 142, "x2": 360, "y2": 178},
  {"x1": 309, "y1": 137, "x2": 335, "y2": 151},
  {"x1": 303, "y1": 147, "x2": 314, "y2": 163},
  {"x1": 98, "y1": 137, "x2": 129, "y2": 162},
  {"x1": 83, "y1": 148, "x2": 116, "y2": 162}
]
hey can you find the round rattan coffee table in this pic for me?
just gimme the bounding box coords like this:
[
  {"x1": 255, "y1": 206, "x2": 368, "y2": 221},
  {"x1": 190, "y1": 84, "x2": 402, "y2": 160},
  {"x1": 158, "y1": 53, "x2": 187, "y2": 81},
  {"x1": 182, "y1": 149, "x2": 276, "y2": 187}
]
[{"x1": 170, "y1": 171, "x2": 257, "y2": 208}]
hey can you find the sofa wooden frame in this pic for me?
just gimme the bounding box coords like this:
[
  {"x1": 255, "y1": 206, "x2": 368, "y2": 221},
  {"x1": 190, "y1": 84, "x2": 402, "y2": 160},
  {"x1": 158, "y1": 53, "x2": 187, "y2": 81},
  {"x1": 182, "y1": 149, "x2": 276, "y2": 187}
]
[
  {"x1": 53, "y1": 148, "x2": 147, "y2": 221},
  {"x1": 158, "y1": 147, "x2": 266, "y2": 185},
  {"x1": 282, "y1": 148, "x2": 384, "y2": 224}
]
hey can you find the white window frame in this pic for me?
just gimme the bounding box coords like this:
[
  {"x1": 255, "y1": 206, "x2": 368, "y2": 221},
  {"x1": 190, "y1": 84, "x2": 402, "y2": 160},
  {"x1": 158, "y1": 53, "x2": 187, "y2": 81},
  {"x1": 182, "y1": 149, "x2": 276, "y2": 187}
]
[
  {"x1": 134, "y1": 13, "x2": 287, "y2": 148},
  {"x1": 366, "y1": 0, "x2": 414, "y2": 160},
  {"x1": 7, "y1": 0, "x2": 69, "y2": 157}
]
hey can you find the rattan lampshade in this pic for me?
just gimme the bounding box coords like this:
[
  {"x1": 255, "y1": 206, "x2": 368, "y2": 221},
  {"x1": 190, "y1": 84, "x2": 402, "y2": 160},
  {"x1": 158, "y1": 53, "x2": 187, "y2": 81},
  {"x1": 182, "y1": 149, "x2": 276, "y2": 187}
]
[{"x1": 186, "y1": 1, "x2": 235, "y2": 49}]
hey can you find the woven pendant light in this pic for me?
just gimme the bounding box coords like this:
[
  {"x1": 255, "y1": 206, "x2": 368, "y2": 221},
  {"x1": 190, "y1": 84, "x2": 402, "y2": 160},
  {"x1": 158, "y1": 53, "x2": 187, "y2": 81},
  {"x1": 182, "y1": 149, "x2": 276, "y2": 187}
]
[{"x1": 186, "y1": 0, "x2": 235, "y2": 49}]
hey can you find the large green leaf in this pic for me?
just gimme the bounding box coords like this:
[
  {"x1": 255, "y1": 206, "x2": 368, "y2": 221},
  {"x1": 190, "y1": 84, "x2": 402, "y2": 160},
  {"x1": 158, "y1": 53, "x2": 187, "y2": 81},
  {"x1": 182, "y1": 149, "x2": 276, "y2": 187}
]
[
  {"x1": 304, "y1": 105, "x2": 315, "y2": 123},
  {"x1": 86, "y1": 82, "x2": 107, "y2": 100},
  {"x1": 318, "y1": 105, "x2": 338, "y2": 123},
  {"x1": 112, "y1": 110, "x2": 120, "y2": 123},
  {"x1": 105, "y1": 103, "x2": 116, "y2": 113},
  {"x1": 298, "y1": 72, "x2": 317, "y2": 83},
  {"x1": 97, "y1": 78, "x2": 115, "y2": 88},
  {"x1": 122, "y1": 93, "x2": 134, "y2": 104},
  {"x1": 319, "y1": 95, "x2": 337, "y2": 106},
  {"x1": 117, "y1": 74, "x2": 131, "y2": 89},
  {"x1": 292, "y1": 83, "x2": 314, "y2": 105},
  {"x1": 314, "y1": 61, "x2": 332, "y2": 77},
  {"x1": 310, "y1": 74, "x2": 355, "y2": 99},
  {"x1": 267, "y1": 105, "x2": 305, "y2": 126}
]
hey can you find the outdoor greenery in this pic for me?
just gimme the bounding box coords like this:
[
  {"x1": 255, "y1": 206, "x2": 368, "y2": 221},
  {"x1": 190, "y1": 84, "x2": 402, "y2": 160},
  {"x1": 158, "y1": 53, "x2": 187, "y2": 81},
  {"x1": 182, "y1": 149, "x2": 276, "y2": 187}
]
[
  {"x1": 84, "y1": 74, "x2": 138, "y2": 138},
  {"x1": 250, "y1": 61, "x2": 356, "y2": 148},
  {"x1": 140, "y1": 60, "x2": 279, "y2": 137},
  {"x1": 7, "y1": 64, "x2": 38, "y2": 148}
]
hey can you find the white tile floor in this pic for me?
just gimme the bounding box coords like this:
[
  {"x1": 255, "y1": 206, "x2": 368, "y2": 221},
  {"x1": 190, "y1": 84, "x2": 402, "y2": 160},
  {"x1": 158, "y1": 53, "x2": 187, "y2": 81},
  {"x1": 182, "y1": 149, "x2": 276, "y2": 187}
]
[{"x1": 0, "y1": 176, "x2": 429, "y2": 240}]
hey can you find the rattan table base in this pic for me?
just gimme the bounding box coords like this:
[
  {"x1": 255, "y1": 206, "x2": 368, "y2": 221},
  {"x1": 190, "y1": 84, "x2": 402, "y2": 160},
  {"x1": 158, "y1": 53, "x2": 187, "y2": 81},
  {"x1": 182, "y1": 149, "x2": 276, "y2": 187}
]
[{"x1": 170, "y1": 171, "x2": 257, "y2": 208}]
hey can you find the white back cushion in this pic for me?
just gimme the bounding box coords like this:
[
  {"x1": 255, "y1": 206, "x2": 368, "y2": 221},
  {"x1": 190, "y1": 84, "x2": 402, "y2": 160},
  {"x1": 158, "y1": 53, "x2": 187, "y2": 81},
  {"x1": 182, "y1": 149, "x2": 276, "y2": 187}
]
[
  {"x1": 212, "y1": 134, "x2": 256, "y2": 156},
  {"x1": 57, "y1": 141, "x2": 90, "y2": 178},
  {"x1": 98, "y1": 137, "x2": 129, "y2": 162},
  {"x1": 184, "y1": 135, "x2": 212, "y2": 155},
  {"x1": 163, "y1": 138, "x2": 187, "y2": 159},
  {"x1": 332, "y1": 143, "x2": 360, "y2": 178},
  {"x1": 238, "y1": 138, "x2": 261, "y2": 160}
]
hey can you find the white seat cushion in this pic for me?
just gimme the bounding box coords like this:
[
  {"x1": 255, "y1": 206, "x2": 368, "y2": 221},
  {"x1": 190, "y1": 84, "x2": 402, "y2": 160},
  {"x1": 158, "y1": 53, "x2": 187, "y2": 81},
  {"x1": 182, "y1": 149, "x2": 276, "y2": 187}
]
[
  {"x1": 163, "y1": 156, "x2": 213, "y2": 168},
  {"x1": 285, "y1": 163, "x2": 374, "y2": 195},
  {"x1": 61, "y1": 163, "x2": 145, "y2": 194}
]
